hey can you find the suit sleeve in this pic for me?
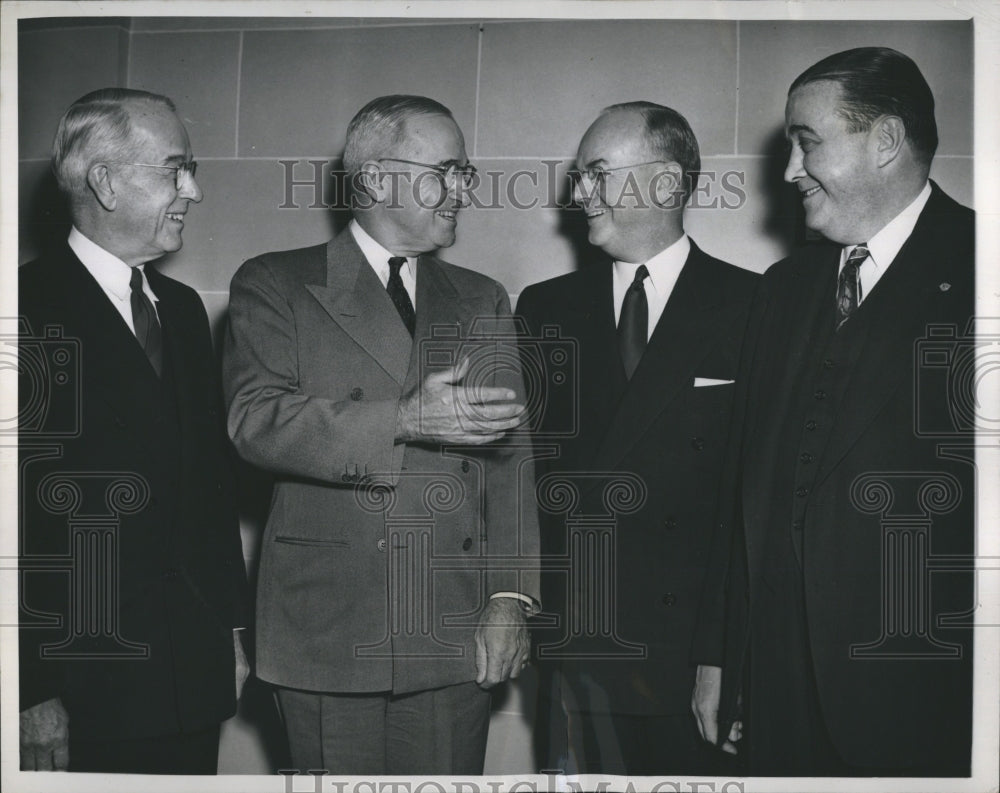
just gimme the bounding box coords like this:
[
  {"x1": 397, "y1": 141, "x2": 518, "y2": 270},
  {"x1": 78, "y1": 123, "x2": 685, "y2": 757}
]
[
  {"x1": 484, "y1": 283, "x2": 541, "y2": 605},
  {"x1": 222, "y1": 257, "x2": 399, "y2": 483}
]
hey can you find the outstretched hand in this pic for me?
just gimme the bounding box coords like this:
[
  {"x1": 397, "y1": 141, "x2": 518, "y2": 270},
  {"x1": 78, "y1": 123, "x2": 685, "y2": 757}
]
[{"x1": 396, "y1": 358, "x2": 526, "y2": 445}]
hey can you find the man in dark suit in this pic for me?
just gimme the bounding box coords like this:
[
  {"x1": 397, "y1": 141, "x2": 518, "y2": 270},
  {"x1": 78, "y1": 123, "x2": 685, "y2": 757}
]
[
  {"x1": 18, "y1": 88, "x2": 249, "y2": 774},
  {"x1": 222, "y1": 95, "x2": 540, "y2": 775},
  {"x1": 691, "y1": 47, "x2": 975, "y2": 776},
  {"x1": 517, "y1": 102, "x2": 757, "y2": 775}
]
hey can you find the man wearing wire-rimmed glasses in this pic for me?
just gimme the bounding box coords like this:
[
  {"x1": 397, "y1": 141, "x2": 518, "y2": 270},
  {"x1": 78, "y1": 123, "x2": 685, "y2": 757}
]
[
  {"x1": 223, "y1": 94, "x2": 540, "y2": 774},
  {"x1": 18, "y1": 87, "x2": 250, "y2": 773},
  {"x1": 518, "y1": 101, "x2": 757, "y2": 775}
]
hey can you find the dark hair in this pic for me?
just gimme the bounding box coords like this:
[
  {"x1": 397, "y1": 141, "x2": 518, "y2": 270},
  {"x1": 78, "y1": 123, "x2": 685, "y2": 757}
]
[
  {"x1": 343, "y1": 95, "x2": 455, "y2": 176},
  {"x1": 600, "y1": 101, "x2": 701, "y2": 201},
  {"x1": 52, "y1": 88, "x2": 176, "y2": 197},
  {"x1": 790, "y1": 47, "x2": 937, "y2": 164}
]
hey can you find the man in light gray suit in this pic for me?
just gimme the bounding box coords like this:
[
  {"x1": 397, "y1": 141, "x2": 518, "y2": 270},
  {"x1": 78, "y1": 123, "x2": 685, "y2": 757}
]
[{"x1": 223, "y1": 95, "x2": 540, "y2": 775}]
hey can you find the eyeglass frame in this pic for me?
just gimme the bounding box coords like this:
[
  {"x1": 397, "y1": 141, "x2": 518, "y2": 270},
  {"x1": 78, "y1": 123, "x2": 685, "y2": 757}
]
[
  {"x1": 376, "y1": 158, "x2": 478, "y2": 188},
  {"x1": 567, "y1": 160, "x2": 671, "y2": 188},
  {"x1": 113, "y1": 160, "x2": 198, "y2": 190}
]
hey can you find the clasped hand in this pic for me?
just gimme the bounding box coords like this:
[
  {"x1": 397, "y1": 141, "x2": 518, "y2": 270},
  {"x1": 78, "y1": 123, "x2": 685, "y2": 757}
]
[{"x1": 396, "y1": 358, "x2": 527, "y2": 445}]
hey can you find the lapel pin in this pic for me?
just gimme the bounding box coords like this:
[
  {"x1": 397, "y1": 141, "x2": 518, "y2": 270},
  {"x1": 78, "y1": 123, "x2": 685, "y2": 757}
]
[{"x1": 939, "y1": 282, "x2": 951, "y2": 292}]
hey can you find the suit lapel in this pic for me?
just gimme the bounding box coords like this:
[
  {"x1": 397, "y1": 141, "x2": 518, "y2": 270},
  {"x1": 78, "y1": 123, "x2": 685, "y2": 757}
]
[
  {"x1": 402, "y1": 255, "x2": 481, "y2": 392},
  {"x1": 594, "y1": 243, "x2": 731, "y2": 472},
  {"x1": 305, "y1": 230, "x2": 412, "y2": 385},
  {"x1": 812, "y1": 195, "x2": 963, "y2": 486},
  {"x1": 53, "y1": 247, "x2": 166, "y2": 429}
]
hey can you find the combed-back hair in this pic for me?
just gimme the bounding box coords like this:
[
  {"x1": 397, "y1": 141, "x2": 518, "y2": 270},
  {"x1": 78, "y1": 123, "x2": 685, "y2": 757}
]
[{"x1": 343, "y1": 95, "x2": 454, "y2": 177}]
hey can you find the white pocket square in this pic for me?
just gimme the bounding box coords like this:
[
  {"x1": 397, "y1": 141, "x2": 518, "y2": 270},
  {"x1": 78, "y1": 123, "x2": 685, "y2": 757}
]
[{"x1": 693, "y1": 377, "x2": 735, "y2": 387}]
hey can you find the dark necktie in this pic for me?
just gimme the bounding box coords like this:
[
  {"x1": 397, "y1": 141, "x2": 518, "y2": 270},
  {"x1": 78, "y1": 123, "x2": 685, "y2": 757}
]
[
  {"x1": 387, "y1": 256, "x2": 416, "y2": 338},
  {"x1": 618, "y1": 264, "x2": 649, "y2": 379},
  {"x1": 836, "y1": 243, "x2": 868, "y2": 330},
  {"x1": 129, "y1": 267, "x2": 162, "y2": 376}
]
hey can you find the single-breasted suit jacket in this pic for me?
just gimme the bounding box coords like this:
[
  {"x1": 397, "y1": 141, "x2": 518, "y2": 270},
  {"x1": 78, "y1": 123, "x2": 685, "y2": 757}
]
[
  {"x1": 517, "y1": 240, "x2": 758, "y2": 715},
  {"x1": 18, "y1": 245, "x2": 249, "y2": 741},
  {"x1": 694, "y1": 183, "x2": 975, "y2": 771},
  {"x1": 223, "y1": 228, "x2": 540, "y2": 695}
]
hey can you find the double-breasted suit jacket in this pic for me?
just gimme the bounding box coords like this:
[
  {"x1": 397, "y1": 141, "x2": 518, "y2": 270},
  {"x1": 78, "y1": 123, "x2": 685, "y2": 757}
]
[
  {"x1": 223, "y1": 228, "x2": 540, "y2": 695},
  {"x1": 694, "y1": 183, "x2": 975, "y2": 772},
  {"x1": 18, "y1": 246, "x2": 248, "y2": 740},
  {"x1": 517, "y1": 241, "x2": 758, "y2": 715}
]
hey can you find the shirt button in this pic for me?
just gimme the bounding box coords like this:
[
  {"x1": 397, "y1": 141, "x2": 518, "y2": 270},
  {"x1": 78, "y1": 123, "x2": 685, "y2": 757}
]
[
  {"x1": 376, "y1": 538, "x2": 387, "y2": 552},
  {"x1": 814, "y1": 390, "x2": 826, "y2": 400},
  {"x1": 462, "y1": 537, "x2": 473, "y2": 551},
  {"x1": 800, "y1": 452, "x2": 814, "y2": 464},
  {"x1": 805, "y1": 420, "x2": 817, "y2": 431},
  {"x1": 690, "y1": 437, "x2": 705, "y2": 451},
  {"x1": 661, "y1": 593, "x2": 677, "y2": 607},
  {"x1": 795, "y1": 486, "x2": 809, "y2": 497},
  {"x1": 461, "y1": 460, "x2": 470, "y2": 473},
  {"x1": 350, "y1": 387, "x2": 364, "y2": 401}
]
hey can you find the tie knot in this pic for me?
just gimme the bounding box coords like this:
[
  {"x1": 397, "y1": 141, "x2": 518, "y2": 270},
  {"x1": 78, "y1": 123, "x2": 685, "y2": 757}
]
[
  {"x1": 388, "y1": 256, "x2": 407, "y2": 277},
  {"x1": 129, "y1": 266, "x2": 143, "y2": 291},
  {"x1": 630, "y1": 264, "x2": 650, "y2": 289},
  {"x1": 844, "y1": 244, "x2": 869, "y2": 269}
]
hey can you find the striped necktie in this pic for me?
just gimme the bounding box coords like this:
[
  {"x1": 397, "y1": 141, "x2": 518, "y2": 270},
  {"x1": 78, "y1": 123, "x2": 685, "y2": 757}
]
[{"x1": 836, "y1": 244, "x2": 868, "y2": 330}]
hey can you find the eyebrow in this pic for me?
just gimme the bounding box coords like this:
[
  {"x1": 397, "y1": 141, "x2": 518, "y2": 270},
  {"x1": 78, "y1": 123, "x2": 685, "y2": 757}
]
[
  {"x1": 786, "y1": 123, "x2": 818, "y2": 137},
  {"x1": 583, "y1": 158, "x2": 608, "y2": 169},
  {"x1": 161, "y1": 154, "x2": 191, "y2": 165}
]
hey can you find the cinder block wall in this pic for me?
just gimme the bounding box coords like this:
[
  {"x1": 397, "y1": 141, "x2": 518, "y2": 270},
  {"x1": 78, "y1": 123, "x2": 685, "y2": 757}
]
[{"x1": 17, "y1": 15, "x2": 973, "y2": 774}]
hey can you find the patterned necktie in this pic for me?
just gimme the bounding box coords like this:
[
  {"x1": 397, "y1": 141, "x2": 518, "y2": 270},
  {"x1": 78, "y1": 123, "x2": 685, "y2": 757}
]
[
  {"x1": 619, "y1": 264, "x2": 649, "y2": 379},
  {"x1": 836, "y1": 243, "x2": 868, "y2": 330},
  {"x1": 387, "y1": 256, "x2": 416, "y2": 338},
  {"x1": 129, "y1": 266, "x2": 162, "y2": 376}
]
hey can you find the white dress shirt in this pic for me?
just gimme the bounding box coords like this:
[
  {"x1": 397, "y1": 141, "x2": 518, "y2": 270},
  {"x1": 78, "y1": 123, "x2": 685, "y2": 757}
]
[
  {"x1": 349, "y1": 219, "x2": 417, "y2": 308},
  {"x1": 613, "y1": 234, "x2": 691, "y2": 339},
  {"x1": 68, "y1": 226, "x2": 159, "y2": 335},
  {"x1": 838, "y1": 181, "x2": 931, "y2": 304}
]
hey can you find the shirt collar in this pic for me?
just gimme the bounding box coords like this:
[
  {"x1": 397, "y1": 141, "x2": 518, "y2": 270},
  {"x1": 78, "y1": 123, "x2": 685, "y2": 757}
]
[
  {"x1": 349, "y1": 218, "x2": 415, "y2": 280},
  {"x1": 847, "y1": 181, "x2": 932, "y2": 269},
  {"x1": 67, "y1": 226, "x2": 155, "y2": 302},
  {"x1": 614, "y1": 234, "x2": 690, "y2": 293}
]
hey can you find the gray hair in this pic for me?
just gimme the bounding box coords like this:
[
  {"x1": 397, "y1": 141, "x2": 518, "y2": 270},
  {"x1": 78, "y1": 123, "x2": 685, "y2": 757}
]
[
  {"x1": 342, "y1": 94, "x2": 454, "y2": 177},
  {"x1": 600, "y1": 101, "x2": 701, "y2": 201},
  {"x1": 51, "y1": 88, "x2": 176, "y2": 198}
]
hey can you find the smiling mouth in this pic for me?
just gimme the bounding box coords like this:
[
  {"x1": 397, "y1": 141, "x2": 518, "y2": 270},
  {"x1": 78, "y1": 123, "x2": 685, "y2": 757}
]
[
  {"x1": 436, "y1": 210, "x2": 457, "y2": 222},
  {"x1": 166, "y1": 212, "x2": 186, "y2": 223},
  {"x1": 586, "y1": 209, "x2": 607, "y2": 220},
  {"x1": 800, "y1": 186, "x2": 822, "y2": 199}
]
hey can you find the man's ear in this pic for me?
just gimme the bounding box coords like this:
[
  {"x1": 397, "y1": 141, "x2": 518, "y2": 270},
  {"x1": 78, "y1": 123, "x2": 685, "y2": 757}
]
[
  {"x1": 86, "y1": 163, "x2": 117, "y2": 211},
  {"x1": 354, "y1": 162, "x2": 386, "y2": 204},
  {"x1": 651, "y1": 162, "x2": 685, "y2": 209},
  {"x1": 873, "y1": 116, "x2": 906, "y2": 168}
]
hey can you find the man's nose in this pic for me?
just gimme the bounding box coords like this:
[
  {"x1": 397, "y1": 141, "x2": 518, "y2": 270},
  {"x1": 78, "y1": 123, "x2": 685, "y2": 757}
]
[
  {"x1": 784, "y1": 146, "x2": 805, "y2": 184},
  {"x1": 179, "y1": 172, "x2": 203, "y2": 203}
]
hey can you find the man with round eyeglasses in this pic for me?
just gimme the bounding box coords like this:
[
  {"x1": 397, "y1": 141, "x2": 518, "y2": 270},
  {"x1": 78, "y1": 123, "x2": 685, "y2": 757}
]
[
  {"x1": 223, "y1": 94, "x2": 540, "y2": 774},
  {"x1": 18, "y1": 87, "x2": 250, "y2": 774},
  {"x1": 518, "y1": 101, "x2": 757, "y2": 775}
]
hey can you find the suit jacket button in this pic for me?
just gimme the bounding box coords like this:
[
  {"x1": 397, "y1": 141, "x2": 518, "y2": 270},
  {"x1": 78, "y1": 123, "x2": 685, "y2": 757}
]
[
  {"x1": 350, "y1": 387, "x2": 364, "y2": 401},
  {"x1": 461, "y1": 460, "x2": 470, "y2": 473},
  {"x1": 661, "y1": 593, "x2": 677, "y2": 607},
  {"x1": 805, "y1": 420, "x2": 817, "y2": 431},
  {"x1": 690, "y1": 437, "x2": 705, "y2": 451},
  {"x1": 814, "y1": 390, "x2": 826, "y2": 400},
  {"x1": 377, "y1": 539, "x2": 387, "y2": 552},
  {"x1": 792, "y1": 520, "x2": 804, "y2": 531},
  {"x1": 799, "y1": 452, "x2": 814, "y2": 464},
  {"x1": 462, "y1": 537, "x2": 473, "y2": 551},
  {"x1": 795, "y1": 486, "x2": 809, "y2": 497},
  {"x1": 162, "y1": 568, "x2": 178, "y2": 581},
  {"x1": 823, "y1": 358, "x2": 835, "y2": 369},
  {"x1": 664, "y1": 517, "x2": 678, "y2": 530}
]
